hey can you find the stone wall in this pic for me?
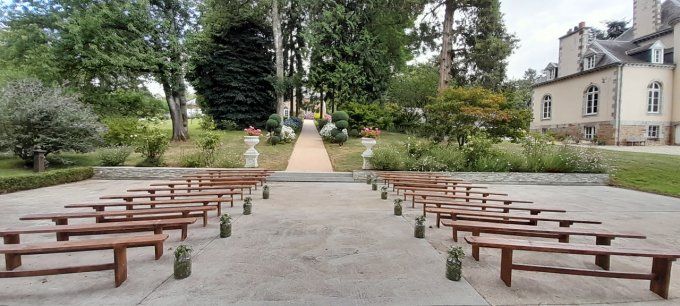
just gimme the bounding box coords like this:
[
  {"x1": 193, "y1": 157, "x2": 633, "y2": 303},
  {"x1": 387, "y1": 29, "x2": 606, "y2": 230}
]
[
  {"x1": 353, "y1": 171, "x2": 610, "y2": 186},
  {"x1": 618, "y1": 125, "x2": 672, "y2": 145},
  {"x1": 531, "y1": 121, "x2": 616, "y2": 144},
  {"x1": 93, "y1": 167, "x2": 254, "y2": 180}
]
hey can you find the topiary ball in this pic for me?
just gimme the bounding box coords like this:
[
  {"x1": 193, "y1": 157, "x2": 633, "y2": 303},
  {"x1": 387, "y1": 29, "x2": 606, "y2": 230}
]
[
  {"x1": 332, "y1": 111, "x2": 349, "y2": 122},
  {"x1": 269, "y1": 114, "x2": 282, "y2": 124},
  {"x1": 270, "y1": 135, "x2": 281, "y2": 145},
  {"x1": 334, "y1": 133, "x2": 348, "y2": 144},
  {"x1": 331, "y1": 128, "x2": 341, "y2": 137},
  {"x1": 275, "y1": 126, "x2": 282, "y2": 134},
  {"x1": 266, "y1": 119, "x2": 279, "y2": 131},
  {"x1": 349, "y1": 129, "x2": 360, "y2": 138},
  {"x1": 335, "y1": 120, "x2": 349, "y2": 130}
]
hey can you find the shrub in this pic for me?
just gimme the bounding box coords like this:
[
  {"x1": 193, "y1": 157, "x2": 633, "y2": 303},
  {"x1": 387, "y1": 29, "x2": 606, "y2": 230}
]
[
  {"x1": 178, "y1": 152, "x2": 204, "y2": 168},
  {"x1": 343, "y1": 102, "x2": 393, "y2": 130},
  {"x1": 134, "y1": 127, "x2": 169, "y2": 166},
  {"x1": 331, "y1": 111, "x2": 349, "y2": 122},
  {"x1": 0, "y1": 167, "x2": 94, "y2": 194},
  {"x1": 84, "y1": 89, "x2": 167, "y2": 118},
  {"x1": 427, "y1": 146, "x2": 466, "y2": 171},
  {"x1": 0, "y1": 80, "x2": 104, "y2": 163},
  {"x1": 199, "y1": 115, "x2": 217, "y2": 131},
  {"x1": 269, "y1": 114, "x2": 282, "y2": 124},
  {"x1": 371, "y1": 146, "x2": 409, "y2": 170},
  {"x1": 334, "y1": 133, "x2": 348, "y2": 145},
  {"x1": 197, "y1": 132, "x2": 221, "y2": 165},
  {"x1": 218, "y1": 119, "x2": 239, "y2": 131},
  {"x1": 270, "y1": 135, "x2": 281, "y2": 145},
  {"x1": 214, "y1": 153, "x2": 242, "y2": 168},
  {"x1": 349, "y1": 129, "x2": 360, "y2": 138},
  {"x1": 279, "y1": 125, "x2": 296, "y2": 143},
  {"x1": 410, "y1": 155, "x2": 447, "y2": 172},
  {"x1": 461, "y1": 133, "x2": 495, "y2": 166},
  {"x1": 319, "y1": 122, "x2": 337, "y2": 141},
  {"x1": 470, "y1": 154, "x2": 513, "y2": 172},
  {"x1": 102, "y1": 117, "x2": 142, "y2": 146},
  {"x1": 98, "y1": 146, "x2": 133, "y2": 166},
  {"x1": 283, "y1": 117, "x2": 302, "y2": 133},
  {"x1": 46, "y1": 154, "x2": 76, "y2": 167}
]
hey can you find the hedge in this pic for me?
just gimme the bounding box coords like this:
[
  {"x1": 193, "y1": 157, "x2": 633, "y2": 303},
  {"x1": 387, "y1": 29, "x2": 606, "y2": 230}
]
[{"x1": 0, "y1": 167, "x2": 95, "y2": 194}]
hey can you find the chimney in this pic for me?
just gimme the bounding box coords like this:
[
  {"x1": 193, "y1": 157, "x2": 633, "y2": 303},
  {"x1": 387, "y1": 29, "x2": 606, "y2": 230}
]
[
  {"x1": 578, "y1": 21, "x2": 586, "y2": 29},
  {"x1": 633, "y1": 0, "x2": 661, "y2": 38}
]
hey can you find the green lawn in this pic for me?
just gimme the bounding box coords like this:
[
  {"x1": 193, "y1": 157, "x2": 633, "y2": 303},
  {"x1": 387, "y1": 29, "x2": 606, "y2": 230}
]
[
  {"x1": 604, "y1": 150, "x2": 680, "y2": 197},
  {"x1": 324, "y1": 132, "x2": 416, "y2": 172}
]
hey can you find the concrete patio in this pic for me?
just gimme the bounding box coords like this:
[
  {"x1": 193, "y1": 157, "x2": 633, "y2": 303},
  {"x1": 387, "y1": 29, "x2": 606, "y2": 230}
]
[{"x1": 1, "y1": 180, "x2": 680, "y2": 305}]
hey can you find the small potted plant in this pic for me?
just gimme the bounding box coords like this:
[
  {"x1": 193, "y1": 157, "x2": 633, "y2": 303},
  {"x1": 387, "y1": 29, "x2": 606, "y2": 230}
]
[
  {"x1": 219, "y1": 214, "x2": 232, "y2": 238},
  {"x1": 371, "y1": 178, "x2": 378, "y2": 191},
  {"x1": 446, "y1": 246, "x2": 465, "y2": 281},
  {"x1": 262, "y1": 185, "x2": 270, "y2": 199},
  {"x1": 380, "y1": 186, "x2": 388, "y2": 200},
  {"x1": 243, "y1": 197, "x2": 252, "y2": 215},
  {"x1": 414, "y1": 215, "x2": 426, "y2": 238},
  {"x1": 173, "y1": 245, "x2": 192, "y2": 279},
  {"x1": 394, "y1": 199, "x2": 403, "y2": 216},
  {"x1": 366, "y1": 174, "x2": 373, "y2": 185}
]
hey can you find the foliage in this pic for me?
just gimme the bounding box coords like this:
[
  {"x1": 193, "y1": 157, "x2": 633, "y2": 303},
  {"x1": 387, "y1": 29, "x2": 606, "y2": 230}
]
[
  {"x1": 319, "y1": 123, "x2": 338, "y2": 141},
  {"x1": 360, "y1": 128, "x2": 382, "y2": 139},
  {"x1": 244, "y1": 126, "x2": 263, "y2": 136},
  {"x1": 386, "y1": 63, "x2": 438, "y2": 108},
  {"x1": 283, "y1": 117, "x2": 303, "y2": 133},
  {"x1": 424, "y1": 87, "x2": 531, "y2": 147},
  {"x1": 415, "y1": 215, "x2": 426, "y2": 225},
  {"x1": 189, "y1": 11, "x2": 276, "y2": 127},
  {"x1": 199, "y1": 115, "x2": 217, "y2": 131},
  {"x1": 220, "y1": 213, "x2": 232, "y2": 225},
  {"x1": 0, "y1": 167, "x2": 94, "y2": 194},
  {"x1": 102, "y1": 117, "x2": 143, "y2": 147},
  {"x1": 134, "y1": 126, "x2": 169, "y2": 166},
  {"x1": 84, "y1": 89, "x2": 167, "y2": 118},
  {"x1": 447, "y1": 246, "x2": 465, "y2": 260},
  {"x1": 279, "y1": 125, "x2": 297, "y2": 143},
  {"x1": 0, "y1": 80, "x2": 104, "y2": 163},
  {"x1": 270, "y1": 135, "x2": 281, "y2": 145},
  {"x1": 593, "y1": 20, "x2": 630, "y2": 40},
  {"x1": 394, "y1": 198, "x2": 403, "y2": 207},
  {"x1": 218, "y1": 119, "x2": 240, "y2": 131},
  {"x1": 98, "y1": 146, "x2": 133, "y2": 166},
  {"x1": 197, "y1": 132, "x2": 221, "y2": 166},
  {"x1": 343, "y1": 102, "x2": 394, "y2": 130},
  {"x1": 461, "y1": 133, "x2": 495, "y2": 166},
  {"x1": 174, "y1": 245, "x2": 192, "y2": 260}
]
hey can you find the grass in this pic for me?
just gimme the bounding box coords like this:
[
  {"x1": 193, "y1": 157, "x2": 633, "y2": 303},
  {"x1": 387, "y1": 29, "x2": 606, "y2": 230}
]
[
  {"x1": 0, "y1": 119, "x2": 297, "y2": 177},
  {"x1": 604, "y1": 150, "x2": 680, "y2": 197},
  {"x1": 323, "y1": 132, "x2": 417, "y2": 172}
]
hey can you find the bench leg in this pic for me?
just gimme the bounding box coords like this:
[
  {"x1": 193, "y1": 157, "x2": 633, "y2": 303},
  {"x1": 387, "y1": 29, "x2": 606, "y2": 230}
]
[
  {"x1": 436, "y1": 213, "x2": 441, "y2": 228},
  {"x1": 154, "y1": 241, "x2": 164, "y2": 260},
  {"x1": 471, "y1": 231, "x2": 480, "y2": 261},
  {"x1": 181, "y1": 225, "x2": 188, "y2": 241},
  {"x1": 595, "y1": 237, "x2": 612, "y2": 270},
  {"x1": 113, "y1": 247, "x2": 128, "y2": 287},
  {"x1": 558, "y1": 234, "x2": 569, "y2": 243},
  {"x1": 202, "y1": 212, "x2": 208, "y2": 227},
  {"x1": 650, "y1": 258, "x2": 673, "y2": 299},
  {"x1": 500, "y1": 248, "x2": 513, "y2": 286},
  {"x1": 4, "y1": 235, "x2": 21, "y2": 270},
  {"x1": 54, "y1": 218, "x2": 69, "y2": 241}
]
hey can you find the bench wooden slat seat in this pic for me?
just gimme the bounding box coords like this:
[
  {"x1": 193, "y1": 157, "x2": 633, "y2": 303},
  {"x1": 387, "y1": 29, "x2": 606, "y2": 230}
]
[
  {"x1": 409, "y1": 192, "x2": 532, "y2": 205},
  {"x1": 385, "y1": 178, "x2": 465, "y2": 186},
  {"x1": 397, "y1": 186, "x2": 505, "y2": 201},
  {"x1": 21, "y1": 206, "x2": 215, "y2": 227},
  {"x1": 66, "y1": 197, "x2": 232, "y2": 216},
  {"x1": 448, "y1": 220, "x2": 645, "y2": 269},
  {"x1": 127, "y1": 185, "x2": 252, "y2": 196},
  {"x1": 420, "y1": 199, "x2": 566, "y2": 217},
  {"x1": 392, "y1": 182, "x2": 487, "y2": 193},
  {"x1": 464, "y1": 236, "x2": 680, "y2": 299},
  {"x1": 150, "y1": 180, "x2": 260, "y2": 190},
  {"x1": 99, "y1": 191, "x2": 240, "y2": 212},
  {"x1": 1, "y1": 218, "x2": 196, "y2": 243},
  {"x1": 427, "y1": 207, "x2": 601, "y2": 228},
  {"x1": 0, "y1": 234, "x2": 168, "y2": 287},
  {"x1": 171, "y1": 177, "x2": 266, "y2": 186}
]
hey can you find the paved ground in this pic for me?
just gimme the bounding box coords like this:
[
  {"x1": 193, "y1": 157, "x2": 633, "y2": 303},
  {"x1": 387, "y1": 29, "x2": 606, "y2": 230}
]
[
  {"x1": 285, "y1": 120, "x2": 334, "y2": 172},
  {"x1": 2, "y1": 181, "x2": 680, "y2": 305},
  {"x1": 573, "y1": 144, "x2": 680, "y2": 155}
]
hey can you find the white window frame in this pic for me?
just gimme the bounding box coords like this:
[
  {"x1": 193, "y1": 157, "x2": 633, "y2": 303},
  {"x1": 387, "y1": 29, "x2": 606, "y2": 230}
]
[
  {"x1": 647, "y1": 125, "x2": 660, "y2": 139},
  {"x1": 584, "y1": 85, "x2": 599, "y2": 115},
  {"x1": 647, "y1": 82, "x2": 662, "y2": 114},
  {"x1": 584, "y1": 56, "x2": 596, "y2": 70},
  {"x1": 541, "y1": 95, "x2": 552, "y2": 119},
  {"x1": 583, "y1": 126, "x2": 595, "y2": 140},
  {"x1": 651, "y1": 48, "x2": 664, "y2": 64},
  {"x1": 283, "y1": 108, "x2": 290, "y2": 118},
  {"x1": 548, "y1": 69, "x2": 556, "y2": 80}
]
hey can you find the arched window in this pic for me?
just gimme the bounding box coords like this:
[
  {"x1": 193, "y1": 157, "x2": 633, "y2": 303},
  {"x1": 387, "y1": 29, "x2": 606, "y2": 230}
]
[
  {"x1": 584, "y1": 85, "x2": 599, "y2": 115},
  {"x1": 542, "y1": 95, "x2": 552, "y2": 119},
  {"x1": 647, "y1": 82, "x2": 662, "y2": 113}
]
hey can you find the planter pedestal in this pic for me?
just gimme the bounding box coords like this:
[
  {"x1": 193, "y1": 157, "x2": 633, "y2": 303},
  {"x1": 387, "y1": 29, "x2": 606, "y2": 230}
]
[
  {"x1": 244, "y1": 136, "x2": 260, "y2": 168},
  {"x1": 361, "y1": 137, "x2": 377, "y2": 170}
]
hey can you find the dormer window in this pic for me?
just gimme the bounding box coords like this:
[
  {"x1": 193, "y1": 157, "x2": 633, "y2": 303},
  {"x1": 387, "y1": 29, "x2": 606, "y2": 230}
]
[
  {"x1": 548, "y1": 68, "x2": 557, "y2": 80},
  {"x1": 652, "y1": 48, "x2": 664, "y2": 63},
  {"x1": 584, "y1": 56, "x2": 596, "y2": 70}
]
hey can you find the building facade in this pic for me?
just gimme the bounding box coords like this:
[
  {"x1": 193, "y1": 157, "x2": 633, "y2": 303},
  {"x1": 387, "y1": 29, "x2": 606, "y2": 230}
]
[{"x1": 531, "y1": 0, "x2": 680, "y2": 145}]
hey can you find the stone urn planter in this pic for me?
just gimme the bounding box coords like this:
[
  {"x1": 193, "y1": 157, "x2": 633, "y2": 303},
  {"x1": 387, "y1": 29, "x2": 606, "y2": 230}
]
[
  {"x1": 446, "y1": 246, "x2": 464, "y2": 281},
  {"x1": 414, "y1": 215, "x2": 426, "y2": 239},
  {"x1": 394, "y1": 199, "x2": 403, "y2": 216},
  {"x1": 380, "y1": 186, "x2": 388, "y2": 200},
  {"x1": 361, "y1": 137, "x2": 377, "y2": 170},
  {"x1": 173, "y1": 245, "x2": 192, "y2": 279},
  {"x1": 262, "y1": 185, "x2": 270, "y2": 199},
  {"x1": 371, "y1": 179, "x2": 378, "y2": 191},
  {"x1": 219, "y1": 214, "x2": 232, "y2": 238},
  {"x1": 243, "y1": 136, "x2": 261, "y2": 168},
  {"x1": 243, "y1": 197, "x2": 252, "y2": 215}
]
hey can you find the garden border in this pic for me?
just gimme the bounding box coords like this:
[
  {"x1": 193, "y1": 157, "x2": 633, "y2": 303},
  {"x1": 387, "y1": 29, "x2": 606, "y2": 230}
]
[{"x1": 353, "y1": 171, "x2": 610, "y2": 186}]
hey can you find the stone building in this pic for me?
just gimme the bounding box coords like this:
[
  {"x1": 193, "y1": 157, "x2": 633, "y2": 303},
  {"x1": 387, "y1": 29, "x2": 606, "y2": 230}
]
[{"x1": 531, "y1": 0, "x2": 680, "y2": 145}]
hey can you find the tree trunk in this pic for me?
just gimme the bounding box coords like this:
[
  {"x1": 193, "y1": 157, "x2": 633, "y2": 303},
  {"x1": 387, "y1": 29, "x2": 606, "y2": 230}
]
[
  {"x1": 438, "y1": 0, "x2": 456, "y2": 92},
  {"x1": 161, "y1": 80, "x2": 188, "y2": 141},
  {"x1": 272, "y1": 0, "x2": 285, "y2": 115}
]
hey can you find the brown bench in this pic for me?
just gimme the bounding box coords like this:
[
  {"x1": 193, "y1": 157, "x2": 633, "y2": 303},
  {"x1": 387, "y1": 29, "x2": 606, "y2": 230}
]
[
  {"x1": 384, "y1": 177, "x2": 464, "y2": 187},
  {"x1": 419, "y1": 199, "x2": 565, "y2": 217},
  {"x1": 428, "y1": 207, "x2": 601, "y2": 228},
  {"x1": 392, "y1": 181, "x2": 487, "y2": 193},
  {"x1": 128, "y1": 186, "x2": 251, "y2": 197},
  {"x1": 100, "y1": 191, "x2": 240, "y2": 212},
  {"x1": 150, "y1": 180, "x2": 260, "y2": 190},
  {"x1": 21, "y1": 206, "x2": 216, "y2": 227},
  {"x1": 448, "y1": 220, "x2": 645, "y2": 269},
  {"x1": 67, "y1": 197, "x2": 233, "y2": 216},
  {"x1": 0, "y1": 234, "x2": 168, "y2": 287},
  {"x1": 397, "y1": 186, "x2": 505, "y2": 202},
  {"x1": 171, "y1": 177, "x2": 266, "y2": 187},
  {"x1": 409, "y1": 192, "x2": 532, "y2": 207},
  {"x1": 464, "y1": 236, "x2": 680, "y2": 299},
  {"x1": 1, "y1": 218, "x2": 196, "y2": 244}
]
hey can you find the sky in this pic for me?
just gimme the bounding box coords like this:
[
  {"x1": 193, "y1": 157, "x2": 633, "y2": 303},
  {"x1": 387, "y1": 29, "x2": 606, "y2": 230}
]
[{"x1": 501, "y1": 0, "x2": 633, "y2": 79}]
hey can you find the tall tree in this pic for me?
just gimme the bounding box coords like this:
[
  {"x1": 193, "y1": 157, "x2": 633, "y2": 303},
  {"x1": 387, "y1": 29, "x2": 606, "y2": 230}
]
[
  {"x1": 594, "y1": 20, "x2": 630, "y2": 40},
  {"x1": 271, "y1": 0, "x2": 285, "y2": 115}
]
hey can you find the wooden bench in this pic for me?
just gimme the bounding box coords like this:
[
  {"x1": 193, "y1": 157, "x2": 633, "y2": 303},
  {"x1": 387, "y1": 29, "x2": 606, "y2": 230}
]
[
  {"x1": 21, "y1": 206, "x2": 216, "y2": 227},
  {"x1": 427, "y1": 207, "x2": 600, "y2": 228},
  {"x1": 67, "y1": 197, "x2": 233, "y2": 216},
  {"x1": 419, "y1": 199, "x2": 565, "y2": 217},
  {"x1": 150, "y1": 180, "x2": 260, "y2": 190},
  {"x1": 409, "y1": 192, "x2": 532, "y2": 207},
  {"x1": 1, "y1": 218, "x2": 196, "y2": 244},
  {"x1": 397, "y1": 186, "x2": 505, "y2": 202},
  {"x1": 384, "y1": 177, "x2": 464, "y2": 186},
  {"x1": 128, "y1": 185, "x2": 252, "y2": 197},
  {"x1": 449, "y1": 220, "x2": 645, "y2": 268},
  {"x1": 464, "y1": 236, "x2": 680, "y2": 299},
  {"x1": 100, "y1": 191, "x2": 241, "y2": 212},
  {"x1": 392, "y1": 182, "x2": 487, "y2": 193},
  {"x1": 171, "y1": 177, "x2": 266, "y2": 187},
  {"x1": 0, "y1": 234, "x2": 168, "y2": 287}
]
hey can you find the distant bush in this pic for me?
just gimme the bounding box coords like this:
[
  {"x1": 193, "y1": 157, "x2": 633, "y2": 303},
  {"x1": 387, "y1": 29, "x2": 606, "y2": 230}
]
[
  {"x1": 98, "y1": 146, "x2": 133, "y2": 166},
  {"x1": 102, "y1": 117, "x2": 142, "y2": 146},
  {"x1": 134, "y1": 126, "x2": 169, "y2": 167},
  {"x1": 178, "y1": 152, "x2": 204, "y2": 168},
  {"x1": 199, "y1": 115, "x2": 217, "y2": 131},
  {"x1": 218, "y1": 119, "x2": 239, "y2": 131},
  {"x1": 283, "y1": 117, "x2": 302, "y2": 133},
  {"x1": 83, "y1": 89, "x2": 167, "y2": 118},
  {"x1": 0, "y1": 167, "x2": 94, "y2": 194}
]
